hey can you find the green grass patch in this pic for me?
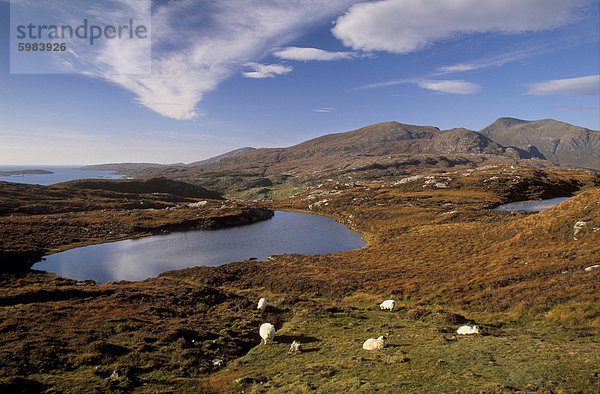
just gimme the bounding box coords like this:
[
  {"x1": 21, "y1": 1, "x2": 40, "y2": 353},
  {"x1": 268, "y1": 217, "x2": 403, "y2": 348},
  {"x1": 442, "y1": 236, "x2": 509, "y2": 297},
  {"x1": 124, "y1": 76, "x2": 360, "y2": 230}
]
[{"x1": 207, "y1": 298, "x2": 600, "y2": 392}]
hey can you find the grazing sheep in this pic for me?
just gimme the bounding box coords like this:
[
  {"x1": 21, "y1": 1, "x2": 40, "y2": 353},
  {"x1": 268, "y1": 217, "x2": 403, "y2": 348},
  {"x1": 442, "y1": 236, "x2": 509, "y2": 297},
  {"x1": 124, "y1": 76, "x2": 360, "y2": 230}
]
[
  {"x1": 379, "y1": 299, "x2": 395, "y2": 311},
  {"x1": 211, "y1": 359, "x2": 224, "y2": 367},
  {"x1": 456, "y1": 325, "x2": 480, "y2": 335},
  {"x1": 362, "y1": 336, "x2": 386, "y2": 350},
  {"x1": 257, "y1": 298, "x2": 268, "y2": 313},
  {"x1": 259, "y1": 323, "x2": 276, "y2": 344}
]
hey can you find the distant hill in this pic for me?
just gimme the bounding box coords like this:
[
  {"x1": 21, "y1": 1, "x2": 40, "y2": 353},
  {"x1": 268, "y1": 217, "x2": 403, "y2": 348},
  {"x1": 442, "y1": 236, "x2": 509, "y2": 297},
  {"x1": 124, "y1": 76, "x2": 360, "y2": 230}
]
[
  {"x1": 0, "y1": 169, "x2": 54, "y2": 176},
  {"x1": 56, "y1": 178, "x2": 223, "y2": 199},
  {"x1": 79, "y1": 147, "x2": 258, "y2": 172},
  {"x1": 280, "y1": 122, "x2": 504, "y2": 157},
  {"x1": 191, "y1": 122, "x2": 527, "y2": 176},
  {"x1": 78, "y1": 118, "x2": 598, "y2": 193},
  {"x1": 480, "y1": 118, "x2": 600, "y2": 170},
  {"x1": 80, "y1": 163, "x2": 178, "y2": 172},
  {"x1": 187, "y1": 147, "x2": 256, "y2": 167}
]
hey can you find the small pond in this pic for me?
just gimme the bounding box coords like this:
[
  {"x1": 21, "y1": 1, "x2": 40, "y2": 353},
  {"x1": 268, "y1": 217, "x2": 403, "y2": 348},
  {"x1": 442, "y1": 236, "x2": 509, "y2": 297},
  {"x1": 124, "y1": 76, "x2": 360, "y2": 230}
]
[
  {"x1": 494, "y1": 196, "x2": 571, "y2": 212},
  {"x1": 33, "y1": 211, "x2": 366, "y2": 283}
]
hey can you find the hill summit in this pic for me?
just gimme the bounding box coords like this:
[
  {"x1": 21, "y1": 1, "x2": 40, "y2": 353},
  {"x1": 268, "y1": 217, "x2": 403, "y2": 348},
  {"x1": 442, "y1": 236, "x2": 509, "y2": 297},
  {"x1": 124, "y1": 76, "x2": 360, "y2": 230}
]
[{"x1": 480, "y1": 118, "x2": 600, "y2": 170}]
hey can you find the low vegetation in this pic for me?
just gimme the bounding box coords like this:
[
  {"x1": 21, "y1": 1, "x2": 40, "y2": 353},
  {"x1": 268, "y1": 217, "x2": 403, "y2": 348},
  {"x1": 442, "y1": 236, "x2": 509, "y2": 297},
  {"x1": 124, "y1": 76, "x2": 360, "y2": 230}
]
[
  {"x1": 1, "y1": 165, "x2": 599, "y2": 391},
  {"x1": 0, "y1": 179, "x2": 273, "y2": 272}
]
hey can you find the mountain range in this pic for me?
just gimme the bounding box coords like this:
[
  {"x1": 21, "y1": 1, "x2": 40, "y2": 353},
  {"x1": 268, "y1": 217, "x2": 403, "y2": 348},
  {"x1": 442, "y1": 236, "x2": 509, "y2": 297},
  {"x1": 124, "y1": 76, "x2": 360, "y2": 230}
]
[{"x1": 82, "y1": 118, "x2": 599, "y2": 183}]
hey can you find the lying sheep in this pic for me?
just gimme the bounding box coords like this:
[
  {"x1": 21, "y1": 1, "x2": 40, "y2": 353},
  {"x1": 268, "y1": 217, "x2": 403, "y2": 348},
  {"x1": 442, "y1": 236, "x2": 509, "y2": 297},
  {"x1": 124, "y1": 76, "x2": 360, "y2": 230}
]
[
  {"x1": 259, "y1": 323, "x2": 276, "y2": 344},
  {"x1": 379, "y1": 299, "x2": 395, "y2": 311},
  {"x1": 457, "y1": 325, "x2": 480, "y2": 335},
  {"x1": 362, "y1": 336, "x2": 386, "y2": 350},
  {"x1": 257, "y1": 298, "x2": 267, "y2": 313}
]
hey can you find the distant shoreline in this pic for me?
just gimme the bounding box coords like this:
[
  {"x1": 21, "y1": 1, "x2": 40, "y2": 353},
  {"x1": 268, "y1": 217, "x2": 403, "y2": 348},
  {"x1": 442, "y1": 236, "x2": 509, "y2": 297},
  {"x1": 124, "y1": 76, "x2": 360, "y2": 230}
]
[{"x1": 0, "y1": 169, "x2": 54, "y2": 176}]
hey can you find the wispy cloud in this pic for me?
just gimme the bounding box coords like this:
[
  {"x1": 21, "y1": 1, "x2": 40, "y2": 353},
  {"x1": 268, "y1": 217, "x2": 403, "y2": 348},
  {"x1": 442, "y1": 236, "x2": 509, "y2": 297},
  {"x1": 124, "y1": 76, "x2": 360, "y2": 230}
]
[
  {"x1": 96, "y1": 0, "x2": 359, "y2": 120},
  {"x1": 332, "y1": 0, "x2": 585, "y2": 54},
  {"x1": 243, "y1": 63, "x2": 293, "y2": 79},
  {"x1": 438, "y1": 64, "x2": 479, "y2": 73},
  {"x1": 353, "y1": 78, "x2": 414, "y2": 90},
  {"x1": 436, "y1": 32, "x2": 597, "y2": 76},
  {"x1": 418, "y1": 80, "x2": 480, "y2": 94},
  {"x1": 359, "y1": 30, "x2": 597, "y2": 91},
  {"x1": 524, "y1": 75, "x2": 600, "y2": 95},
  {"x1": 555, "y1": 105, "x2": 600, "y2": 111},
  {"x1": 312, "y1": 107, "x2": 335, "y2": 113},
  {"x1": 274, "y1": 47, "x2": 357, "y2": 61},
  {"x1": 354, "y1": 77, "x2": 480, "y2": 94}
]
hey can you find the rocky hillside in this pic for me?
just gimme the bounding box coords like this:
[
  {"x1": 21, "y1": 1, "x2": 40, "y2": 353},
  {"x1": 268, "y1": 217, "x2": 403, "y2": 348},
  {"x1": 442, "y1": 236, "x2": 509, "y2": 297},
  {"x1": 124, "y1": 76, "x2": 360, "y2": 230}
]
[
  {"x1": 480, "y1": 118, "x2": 600, "y2": 170},
  {"x1": 194, "y1": 122, "x2": 515, "y2": 176},
  {"x1": 187, "y1": 147, "x2": 256, "y2": 167},
  {"x1": 56, "y1": 178, "x2": 223, "y2": 200},
  {"x1": 79, "y1": 162, "x2": 174, "y2": 172},
  {"x1": 81, "y1": 119, "x2": 598, "y2": 199}
]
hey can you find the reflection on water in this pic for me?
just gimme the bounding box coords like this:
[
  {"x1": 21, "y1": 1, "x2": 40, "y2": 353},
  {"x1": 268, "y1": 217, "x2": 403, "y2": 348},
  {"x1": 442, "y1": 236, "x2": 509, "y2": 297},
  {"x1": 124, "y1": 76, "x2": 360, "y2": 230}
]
[
  {"x1": 494, "y1": 196, "x2": 571, "y2": 212},
  {"x1": 33, "y1": 211, "x2": 365, "y2": 283}
]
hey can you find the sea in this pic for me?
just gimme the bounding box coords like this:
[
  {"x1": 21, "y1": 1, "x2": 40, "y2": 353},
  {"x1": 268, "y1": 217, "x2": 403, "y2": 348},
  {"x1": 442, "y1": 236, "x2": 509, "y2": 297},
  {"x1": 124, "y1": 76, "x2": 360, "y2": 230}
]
[{"x1": 0, "y1": 165, "x2": 126, "y2": 185}]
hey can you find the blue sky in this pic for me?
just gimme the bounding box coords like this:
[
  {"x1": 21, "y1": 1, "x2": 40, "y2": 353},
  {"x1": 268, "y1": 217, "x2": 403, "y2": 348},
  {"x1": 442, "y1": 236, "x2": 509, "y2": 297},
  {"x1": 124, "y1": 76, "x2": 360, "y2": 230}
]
[{"x1": 1, "y1": 0, "x2": 599, "y2": 165}]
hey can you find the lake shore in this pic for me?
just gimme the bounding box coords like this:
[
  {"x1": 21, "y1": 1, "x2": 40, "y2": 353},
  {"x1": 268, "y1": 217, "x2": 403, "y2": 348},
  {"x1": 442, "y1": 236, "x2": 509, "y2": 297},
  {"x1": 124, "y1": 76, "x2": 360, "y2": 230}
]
[
  {"x1": 1, "y1": 165, "x2": 599, "y2": 392},
  {"x1": 34, "y1": 211, "x2": 365, "y2": 283},
  {"x1": 0, "y1": 180, "x2": 273, "y2": 273}
]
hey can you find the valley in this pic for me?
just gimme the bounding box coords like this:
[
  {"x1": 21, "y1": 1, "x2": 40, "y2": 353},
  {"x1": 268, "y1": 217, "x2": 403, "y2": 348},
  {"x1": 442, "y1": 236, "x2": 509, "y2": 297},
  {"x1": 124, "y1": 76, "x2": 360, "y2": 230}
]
[{"x1": 1, "y1": 119, "x2": 599, "y2": 392}]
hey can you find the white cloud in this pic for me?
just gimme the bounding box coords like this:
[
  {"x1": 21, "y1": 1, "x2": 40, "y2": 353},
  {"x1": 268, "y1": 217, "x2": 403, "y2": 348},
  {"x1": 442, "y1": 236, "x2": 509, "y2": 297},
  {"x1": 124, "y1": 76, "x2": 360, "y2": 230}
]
[
  {"x1": 96, "y1": 0, "x2": 359, "y2": 120},
  {"x1": 438, "y1": 64, "x2": 478, "y2": 73},
  {"x1": 332, "y1": 0, "x2": 585, "y2": 53},
  {"x1": 243, "y1": 63, "x2": 293, "y2": 79},
  {"x1": 274, "y1": 46, "x2": 356, "y2": 61},
  {"x1": 436, "y1": 34, "x2": 596, "y2": 76},
  {"x1": 418, "y1": 80, "x2": 480, "y2": 94},
  {"x1": 353, "y1": 78, "x2": 480, "y2": 94},
  {"x1": 555, "y1": 105, "x2": 600, "y2": 111},
  {"x1": 524, "y1": 75, "x2": 600, "y2": 95},
  {"x1": 353, "y1": 78, "x2": 413, "y2": 90},
  {"x1": 312, "y1": 107, "x2": 335, "y2": 112}
]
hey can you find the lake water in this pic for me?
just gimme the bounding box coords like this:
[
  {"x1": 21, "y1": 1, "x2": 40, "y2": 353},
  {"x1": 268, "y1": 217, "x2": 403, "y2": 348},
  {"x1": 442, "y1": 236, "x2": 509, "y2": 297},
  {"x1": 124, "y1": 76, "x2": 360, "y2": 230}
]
[
  {"x1": 0, "y1": 166, "x2": 125, "y2": 185},
  {"x1": 33, "y1": 211, "x2": 366, "y2": 283},
  {"x1": 494, "y1": 196, "x2": 571, "y2": 212}
]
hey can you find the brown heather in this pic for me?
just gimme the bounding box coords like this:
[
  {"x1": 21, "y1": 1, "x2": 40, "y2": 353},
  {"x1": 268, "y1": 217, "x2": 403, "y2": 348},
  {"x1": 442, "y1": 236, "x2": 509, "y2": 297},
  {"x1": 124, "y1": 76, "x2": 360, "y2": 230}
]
[{"x1": 0, "y1": 165, "x2": 599, "y2": 391}]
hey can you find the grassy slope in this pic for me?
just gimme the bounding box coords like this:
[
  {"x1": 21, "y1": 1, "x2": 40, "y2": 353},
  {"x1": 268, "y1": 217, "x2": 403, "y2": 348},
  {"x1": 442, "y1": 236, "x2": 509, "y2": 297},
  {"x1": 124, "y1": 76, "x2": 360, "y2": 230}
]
[
  {"x1": 173, "y1": 165, "x2": 600, "y2": 392},
  {"x1": 205, "y1": 295, "x2": 599, "y2": 393},
  {"x1": 1, "y1": 165, "x2": 599, "y2": 392}
]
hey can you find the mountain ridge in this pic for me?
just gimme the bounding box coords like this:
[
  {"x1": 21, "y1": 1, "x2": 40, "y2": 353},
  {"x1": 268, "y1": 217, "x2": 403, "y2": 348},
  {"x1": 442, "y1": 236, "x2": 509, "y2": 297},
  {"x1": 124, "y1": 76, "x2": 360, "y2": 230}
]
[
  {"x1": 480, "y1": 117, "x2": 600, "y2": 170},
  {"x1": 80, "y1": 118, "x2": 599, "y2": 179}
]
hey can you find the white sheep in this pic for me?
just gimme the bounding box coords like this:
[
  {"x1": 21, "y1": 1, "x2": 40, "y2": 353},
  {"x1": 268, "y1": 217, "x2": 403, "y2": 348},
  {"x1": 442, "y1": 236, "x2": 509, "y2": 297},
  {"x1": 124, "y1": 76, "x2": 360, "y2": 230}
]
[
  {"x1": 257, "y1": 298, "x2": 268, "y2": 313},
  {"x1": 362, "y1": 336, "x2": 386, "y2": 350},
  {"x1": 259, "y1": 323, "x2": 276, "y2": 344},
  {"x1": 211, "y1": 359, "x2": 224, "y2": 367},
  {"x1": 456, "y1": 325, "x2": 480, "y2": 335},
  {"x1": 379, "y1": 299, "x2": 395, "y2": 311}
]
